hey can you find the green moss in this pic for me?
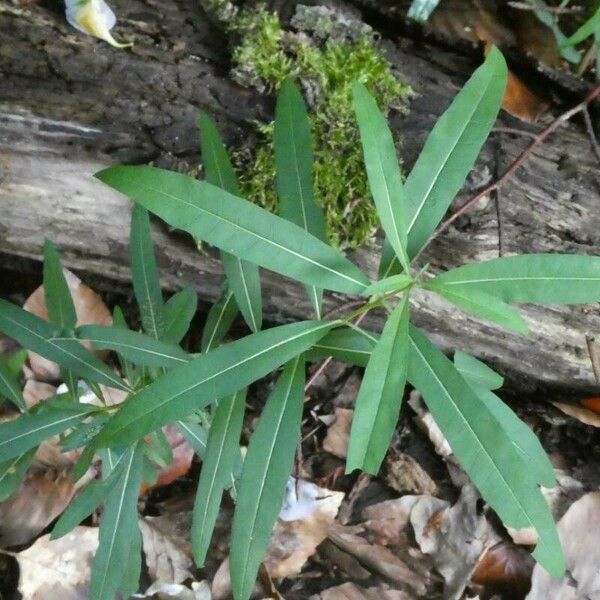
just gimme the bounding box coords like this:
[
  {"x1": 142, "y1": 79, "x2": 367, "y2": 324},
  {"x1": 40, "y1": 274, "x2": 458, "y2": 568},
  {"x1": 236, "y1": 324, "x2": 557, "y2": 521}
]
[{"x1": 211, "y1": 4, "x2": 412, "y2": 249}]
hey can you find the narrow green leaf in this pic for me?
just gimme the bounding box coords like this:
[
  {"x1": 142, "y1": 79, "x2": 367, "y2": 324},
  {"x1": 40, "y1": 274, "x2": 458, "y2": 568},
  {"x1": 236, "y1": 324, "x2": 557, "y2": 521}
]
[
  {"x1": 0, "y1": 401, "x2": 95, "y2": 462},
  {"x1": 163, "y1": 288, "x2": 197, "y2": 344},
  {"x1": 90, "y1": 443, "x2": 144, "y2": 600},
  {"x1": 431, "y1": 254, "x2": 600, "y2": 304},
  {"x1": 120, "y1": 525, "x2": 142, "y2": 598},
  {"x1": 96, "y1": 166, "x2": 370, "y2": 295},
  {"x1": 0, "y1": 359, "x2": 25, "y2": 411},
  {"x1": 201, "y1": 288, "x2": 238, "y2": 353},
  {"x1": 52, "y1": 456, "x2": 125, "y2": 539},
  {"x1": 177, "y1": 420, "x2": 208, "y2": 460},
  {"x1": 453, "y1": 351, "x2": 554, "y2": 487},
  {"x1": 199, "y1": 113, "x2": 263, "y2": 332},
  {"x1": 112, "y1": 307, "x2": 139, "y2": 388},
  {"x1": 561, "y1": 8, "x2": 600, "y2": 47},
  {"x1": 43, "y1": 240, "x2": 77, "y2": 329},
  {"x1": 192, "y1": 389, "x2": 246, "y2": 566},
  {"x1": 453, "y1": 350, "x2": 504, "y2": 391},
  {"x1": 307, "y1": 327, "x2": 377, "y2": 367},
  {"x1": 274, "y1": 78, "x2": 328, "y2": 318},
  {"x1": 77, "y1": 324, "x2": 190, "y2": 368},
  {"x1": 408, "y1": 326, "x2": 564, "y2": 576},
  {"x1": 347, "y1": 296, "x2": 409, "y2": 474},
  {"x1": 426, "y1": 282, "x2": 530, "y2": 334},
  {"x1": 364, "y1": 274, "x2": 414, "y2": 297},
  {"x1": 230, "y1": 356, "x2": 305, "y2": 600},
  {"x1": 353, "y1": 82, "x2": 410, "y2": 272},
  {"x1": 380, "y1": 47, "x2": 508, "y2": 275},
  {"x1": 91, "y1": 320, "x2": 335, "y2": 450},
  {"x1": 526, "y1": 0, "x2": 580, "y2": 62},
  {"x1": 0, "y1": 448, "x2": 36, "y2": 501},
  {"x1": 2, "y1": 350, "x2": 27, "y2": 381},
  {"x1": 0, "y1": 299, "x2": 130, "y2": 392},
  {"x1": 130, "y1": 205, "x2": 165, "y2": 339}
]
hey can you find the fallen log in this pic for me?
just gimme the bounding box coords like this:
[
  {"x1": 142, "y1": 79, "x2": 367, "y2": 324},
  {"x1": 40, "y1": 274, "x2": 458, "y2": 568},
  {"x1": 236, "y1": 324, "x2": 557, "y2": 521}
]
[{"x1": 1, "y1": 0, "x2": 600, "y2": 396}]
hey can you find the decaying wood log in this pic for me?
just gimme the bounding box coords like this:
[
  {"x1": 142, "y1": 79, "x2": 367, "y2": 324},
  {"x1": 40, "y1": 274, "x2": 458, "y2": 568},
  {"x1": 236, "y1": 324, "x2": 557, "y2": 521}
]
[{"x1": 2, "y1": 0, "x2": 600, "y2": 397}]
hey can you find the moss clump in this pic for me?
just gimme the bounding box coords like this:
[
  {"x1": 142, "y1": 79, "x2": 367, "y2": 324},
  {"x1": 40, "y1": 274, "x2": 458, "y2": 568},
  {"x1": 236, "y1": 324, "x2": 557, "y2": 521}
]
[{"x1": 206, "y1": 3, "x2": 412, "y2": 249}]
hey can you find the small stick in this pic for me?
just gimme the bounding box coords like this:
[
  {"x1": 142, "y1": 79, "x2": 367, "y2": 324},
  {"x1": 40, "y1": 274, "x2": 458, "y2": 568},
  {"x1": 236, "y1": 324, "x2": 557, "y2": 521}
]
[
  {"x1": 492, "y1": 138, "x2": 504, "y2": 257},
  {"x1": 583, "y1": 107, "x2": 600, "y2": 164},
  {"x1": 586, "y1": 334, "x2": 600, "y2": 385},
  {"x1": 507, "y1": 2, "x2": 582, "y2": 14},
  {"x1": 423, "y1": 82, "x2": 600, "y2": 253}
]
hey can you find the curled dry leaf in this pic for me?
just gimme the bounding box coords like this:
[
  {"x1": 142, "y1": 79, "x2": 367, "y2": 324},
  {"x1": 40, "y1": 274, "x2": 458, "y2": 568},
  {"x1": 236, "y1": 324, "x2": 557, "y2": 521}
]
[
  {"x1": 139, "y1": 515, "x2": 193, "y2": 585},
  {"x1": 553, "y1": 401, "x2": 600, "y2": 428},
  {"x1": 22, "y1": 379, "x2": 57, "y2": 409},
  {"x1": 471, "y1": 541, "x2": 534, "y2": 599},
  {"x1": 410, "y1": 486, "x2": 500, "y2": 600},
  {"x1": 408, "y1": 392, "x2": 453, "y2": 459},
  {"x1": 362, "y1": 496, "x2": 422, "y2": 543},
  {"x1": 322, "y1": 408, "x2": 353, "y2": 459},
  {"x1": 135, "y1": 580, "x2": 212, "y2": 600},
  {"x1": 0, "y1": 465, "x2": 94, "y2": 547},
  {"x1": 16, "y1": 526, "x2": 98, "y2": 600},
  {"x1": 23, "y1": 268, "x2": 112, "y2": 381},
  {"x1": 527, "y1": 492, "x2": 600, "y2": 600}
]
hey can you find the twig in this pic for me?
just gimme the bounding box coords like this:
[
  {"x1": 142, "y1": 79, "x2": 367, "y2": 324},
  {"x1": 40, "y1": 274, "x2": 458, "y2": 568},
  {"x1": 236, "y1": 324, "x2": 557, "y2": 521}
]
[
  {"x1": 492, "y1": 138, "x2": 504, "y2": 257},
  {"x1": 508, "y1": 2, "x2": 582, "y2": 14},
  {"x1": 583, "y1": 107, "x2": 600, "y2": 164},
  {"x1": 425, "y1": 82, "x2": 600, "y2": 250},
  {"x1": 586, "y1": 333, "x2": 600, "y2": 385}
]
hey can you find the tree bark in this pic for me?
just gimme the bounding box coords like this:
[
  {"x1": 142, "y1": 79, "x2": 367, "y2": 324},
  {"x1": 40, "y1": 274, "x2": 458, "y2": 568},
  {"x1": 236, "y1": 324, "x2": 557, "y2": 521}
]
[{"x1": 2, "y1": 0, "x2": 600, "y2": 396}]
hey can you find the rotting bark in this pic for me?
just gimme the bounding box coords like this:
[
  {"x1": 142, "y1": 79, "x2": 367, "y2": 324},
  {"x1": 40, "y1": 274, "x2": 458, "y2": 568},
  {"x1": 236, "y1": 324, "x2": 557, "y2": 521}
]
[{"x1": 2, "y1": 1, "x2": 600, "y2": 397}]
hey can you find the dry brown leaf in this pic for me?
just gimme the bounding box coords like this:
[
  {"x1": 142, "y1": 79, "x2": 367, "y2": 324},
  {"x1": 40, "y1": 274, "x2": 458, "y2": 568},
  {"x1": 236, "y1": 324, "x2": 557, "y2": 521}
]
[
  {"x1": 212, "y1": 481, "x2": 343, "y2": 599},
  {"x1": 266, "y1": 483, "x2": 344, "y2": 579},
  {"x1": 362, "y1": 496, "x2": 421, "y2": 542},
  {"x1": 410, "y1": 486, "x2": 500, "y2": 600},
  {"x1": 527, "y1": 492, "x2": 600, "y2": 599},
  {"x1": 471, "y1": 541, "x2": 534, "y2": 599},
  {"x1": 502, "y1": 70, "x2": 549, "y2": 123},
  {"x1": 23, "y1": 268, "x2": 112, "y2": 381},
  {"x1": 384, "y1": 450, "x2": 437, "y2": 496},
  {"x1": 136, "y1": 580, "x2": 212, "y2": 599},
  {"x1": 313, "y1": 582, "x2": 412, "y2": 600},
  {"x1": 0, "y1": 466, "x2": 93, "y2": 546},
  {"x1": 139, "y1": 516, "x2": 193, "y2": 585},
  {"x1": 408, "y1": 392, "x2": 453, "y2": 459},
  {"x1": 16, "y1": 526, "x2": 98, "y2": 600},
  {"x1": 323, "y1": 408, "x2": 352, "y2": 459},
  {"x1": 328, "y1": 524, "x2": 427, "y2": 596},
  {"x1": 22, "y1": 379, "x2": 57, "y2": 409},
  {"x1": 553, "y1": 401, "x2": 600, "y2": 428}
]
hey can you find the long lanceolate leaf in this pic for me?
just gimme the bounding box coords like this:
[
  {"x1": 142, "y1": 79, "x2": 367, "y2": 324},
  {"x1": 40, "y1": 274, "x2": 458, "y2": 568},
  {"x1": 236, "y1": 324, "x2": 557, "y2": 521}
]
[
  {"x1": 0, "y1": 400, "x2": 96, "y2": 461},
  {"x1": 380, "y1": 48, "x2": 507, "y2": 277},
  {"x1": 0, "y1": 299, "x2": 129, "y2": 391},
  {"x1": 91, "y1": 320, "x2": 335, "y2": 450},
  {"x1": 230, "y1": 356, "x2": 305, "y2": 600},
  {"x1": 353, "y1": 82, "x2": 410, "y2": 273},
  {"x1": 274, "y1": 78, "x2": 328, "y2": 318},
  {"x1": 131, "y1": 205, "x2": 165, "y2": 339},
  {"x1": 43, "y1": 240, "x2": 77, "y2": 329},
  {"x1": 192, "y1": 388, "x2": 246, "y2": 566},
  {"x1": 77, "y1": 324, "x2": 190, "y2": 368},
  {"x1": 0, "y1": 448, "x2": 36, "y2": 501},
  {"x1": 431, "y1": 254, "x2": 600, "y2": 304},
  {"x1": 407, "y1": 326, "x2": 564, "y2": 576},
  {"x1": 90, "y1": 443, "x2": 145, "y2": 600},
  {"x1": 426, "y1": 283, "x2": 530, "y2": 334},
  {"x1": 96, "y1": 167, "x2": 370, "y2": 295},
  {"x1": 201, "y1": 287, "x2": 238, "y2": 352},
  {"x1": 163, "y1": 287, "x2": 197, "y2": 344},
  {"x1": 0, "y1": 359, "x2": 26, "y2": 411},
  {"x1": 199, "y1": 113, "x2": 262, "y2": 332},
  {"x1": 347, "y1": 296, "x2": 409, "y2": 474}
]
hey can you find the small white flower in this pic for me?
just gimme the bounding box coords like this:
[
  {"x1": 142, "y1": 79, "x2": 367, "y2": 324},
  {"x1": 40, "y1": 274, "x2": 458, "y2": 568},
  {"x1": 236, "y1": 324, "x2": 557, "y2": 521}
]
[{"x1": 65, "y1": 0, "x2": 132, "y2": 48}]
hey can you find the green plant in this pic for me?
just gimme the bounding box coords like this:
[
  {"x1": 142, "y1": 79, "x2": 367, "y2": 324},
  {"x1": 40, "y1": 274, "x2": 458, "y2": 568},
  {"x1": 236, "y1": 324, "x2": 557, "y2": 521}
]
[
  {"x1": 225, "y1": 4, "x2": 412, "y2": 250},
  {"x1": 7, "y1": 46, "x2": 600, "y2": 598}
]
